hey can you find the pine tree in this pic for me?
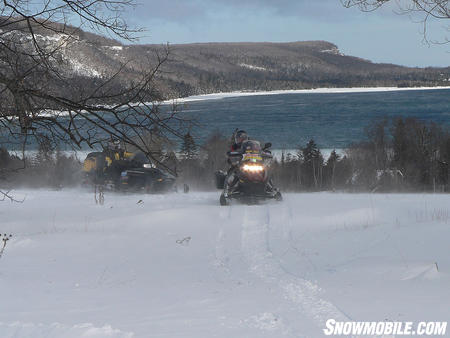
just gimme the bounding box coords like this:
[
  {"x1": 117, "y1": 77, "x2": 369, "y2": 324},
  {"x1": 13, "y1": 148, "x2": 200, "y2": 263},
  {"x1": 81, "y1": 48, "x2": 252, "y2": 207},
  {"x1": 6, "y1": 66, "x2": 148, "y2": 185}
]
[
  {"x1": 300, "y1": 139, "x2": 324, "y2": 190},
  {"x1": 392, "y1": 118, "x2": 408, "y2": 170},
  {"x1": 180, "y1": 132, "x2": 198, "y2": 160},
  {"x1": 325, "y1": 150, "x2": 340, "y2": 190},
  {"x1": 301, "y1": 139, "x2": 322, "y2": 164},
  {"x1": 35, "y1": 137, "x2": 54, "y2": 165}
]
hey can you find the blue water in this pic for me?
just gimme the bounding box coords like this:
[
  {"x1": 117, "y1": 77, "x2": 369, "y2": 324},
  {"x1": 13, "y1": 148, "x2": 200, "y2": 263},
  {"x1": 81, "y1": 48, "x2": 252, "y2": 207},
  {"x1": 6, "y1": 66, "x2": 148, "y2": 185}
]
[
  {"x1": 3, "y1": 89, "x2": 449, "y2": 151},
  {"x1": 179, "y1": 89, "x2": 450, "y2": 149}
]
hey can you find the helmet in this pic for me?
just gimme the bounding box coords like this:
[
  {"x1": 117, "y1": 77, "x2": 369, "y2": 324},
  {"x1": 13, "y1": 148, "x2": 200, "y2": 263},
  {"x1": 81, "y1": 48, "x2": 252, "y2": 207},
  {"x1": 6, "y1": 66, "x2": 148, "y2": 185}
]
[
  {"x1": 234, "y1": 130, "x2": 248, "y2": 145},
  {"x1": 108, "y1": 138, "x2": 122, "y2": 150}
]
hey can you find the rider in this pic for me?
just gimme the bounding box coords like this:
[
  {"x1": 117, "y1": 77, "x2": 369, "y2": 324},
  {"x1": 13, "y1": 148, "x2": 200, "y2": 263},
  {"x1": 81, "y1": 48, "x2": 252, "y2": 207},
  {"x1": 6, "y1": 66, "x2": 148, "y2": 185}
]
[
  {"x1": 231, "y1": 129, "x2": 249, "y2": 153},
  {"x1": 224, "y1": 129, "x2": 249, "y2": 196},
  {"x1": 107, "y1": 139, "x2": 125, "y2": 160},
  {"x1": 224, "y1": 129, "x2": 277, "y2": 197}
]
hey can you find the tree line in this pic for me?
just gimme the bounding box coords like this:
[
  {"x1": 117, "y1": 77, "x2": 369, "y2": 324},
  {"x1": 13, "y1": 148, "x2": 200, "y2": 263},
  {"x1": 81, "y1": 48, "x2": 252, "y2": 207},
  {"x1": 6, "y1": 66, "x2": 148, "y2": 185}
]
[
  {"x1": 0, "y1": 139, "x2": 81, "y2": 190},
  {"x1": 1, "y1": 117, "x2": 449, "y2": 192},
  {"x1": 177, "y1": 117, "x2": 450, "y2": 192}
]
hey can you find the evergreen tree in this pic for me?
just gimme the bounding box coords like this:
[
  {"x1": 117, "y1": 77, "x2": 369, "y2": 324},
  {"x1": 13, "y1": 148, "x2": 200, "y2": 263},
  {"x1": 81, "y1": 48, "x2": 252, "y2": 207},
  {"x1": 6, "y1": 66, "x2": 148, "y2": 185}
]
[
  {"x1": 203, "y1": 131, "x2": 228, "y2": 172},
  {"x1": 365, "y1": 119, "x2": 388, "y2": 170},
  {"x1": 392, "y1": 117, "x2": 408, "y2": 170},
  {"x1": 325, "y1": 150, "x2": 340, "y2": 190},
  {"x1": 35, "y1": 136, "x2": 54, "y2": 166},
  {"x1": 301, "y1": 139, "x2": 322, "y2": 164},
  {"x1": 180, "y1": 132, "x2": 198, "y2": 160},
  {"x1": 300, "y1": 139, "x2": 324, "y2": 190},
  {"x1": 0, "y1": 148, "x2": 11, "y2": 169}
]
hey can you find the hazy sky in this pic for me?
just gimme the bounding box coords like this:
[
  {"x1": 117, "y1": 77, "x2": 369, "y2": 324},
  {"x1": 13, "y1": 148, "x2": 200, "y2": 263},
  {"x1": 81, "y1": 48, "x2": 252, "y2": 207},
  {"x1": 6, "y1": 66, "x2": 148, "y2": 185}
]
[{"x1": 124, "y1": 0, "x2": 449, "y2": 67}]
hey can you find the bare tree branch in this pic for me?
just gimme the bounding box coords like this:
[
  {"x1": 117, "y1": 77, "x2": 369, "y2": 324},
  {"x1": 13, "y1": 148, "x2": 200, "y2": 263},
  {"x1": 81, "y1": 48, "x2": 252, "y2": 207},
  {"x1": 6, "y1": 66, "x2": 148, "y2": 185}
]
[
  {"x1": 341, "y1": 0, "x2": 449, "y2": 44},
  {"x1": 0, "y1": 0, "x2": 190, "y2": 191},
  {"x1": 0, "y1": 189, "x2": 25, "y2": 202}
]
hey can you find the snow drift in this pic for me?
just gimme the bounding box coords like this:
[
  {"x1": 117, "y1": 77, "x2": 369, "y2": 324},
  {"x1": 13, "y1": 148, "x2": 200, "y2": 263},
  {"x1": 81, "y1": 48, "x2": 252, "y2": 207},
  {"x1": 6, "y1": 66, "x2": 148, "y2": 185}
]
[{"x1": 0, "y1": 190, "x2": 449, "y2": 337}]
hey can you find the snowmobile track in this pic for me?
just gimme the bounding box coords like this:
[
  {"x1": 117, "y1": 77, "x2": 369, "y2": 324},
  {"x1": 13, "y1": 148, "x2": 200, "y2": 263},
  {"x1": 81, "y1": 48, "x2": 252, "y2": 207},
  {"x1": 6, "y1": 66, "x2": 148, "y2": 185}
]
[
  {"x1": 241, "y1": 204, "x2": 349, "y2": 335},
  {"x1": 214, "y1": 207, "x2": 233, "y2": 276}
]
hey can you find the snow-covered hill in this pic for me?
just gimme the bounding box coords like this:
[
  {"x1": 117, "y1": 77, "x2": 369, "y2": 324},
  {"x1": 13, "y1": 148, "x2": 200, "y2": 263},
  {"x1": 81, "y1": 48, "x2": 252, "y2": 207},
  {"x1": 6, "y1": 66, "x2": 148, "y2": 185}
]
[
  {"x1": 0, "y1": 190, "x2": 449, "y2": 337},
  {"x1": 3, "y1": 21, "x2": 450, "y2": 99}
]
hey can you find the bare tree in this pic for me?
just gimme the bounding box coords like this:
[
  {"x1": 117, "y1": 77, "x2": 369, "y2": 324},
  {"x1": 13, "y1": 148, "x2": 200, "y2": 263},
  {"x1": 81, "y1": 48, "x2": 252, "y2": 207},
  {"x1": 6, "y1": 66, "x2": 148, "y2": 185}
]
[
  {"x1": 0, "y1": 1, "x2": 189, "y2": 199},
  {"x1": 341, "y1": 0, "x2": 449, "y2": 43}
]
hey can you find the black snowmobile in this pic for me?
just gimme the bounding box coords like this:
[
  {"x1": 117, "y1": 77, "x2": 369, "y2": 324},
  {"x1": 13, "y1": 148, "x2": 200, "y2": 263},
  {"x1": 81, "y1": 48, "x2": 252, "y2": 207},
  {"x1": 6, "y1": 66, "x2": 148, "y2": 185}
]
[
  {"x1": 215, "y1": 140, "x2": 282, "y2": 205},
  {"x1": 82, "y1": 150, "x2": 145, "y2": 188},
  {"x1": 82, "y1": 150, "x2": 179, "y2": 193},
  {"x1": 119, "y1": 165, "x2": 177, "y2": 193}
]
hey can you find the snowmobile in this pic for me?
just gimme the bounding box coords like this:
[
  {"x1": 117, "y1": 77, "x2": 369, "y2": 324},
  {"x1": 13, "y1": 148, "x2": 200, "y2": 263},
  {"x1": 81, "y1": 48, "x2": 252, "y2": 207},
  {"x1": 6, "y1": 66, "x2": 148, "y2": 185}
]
[
  {"x1": 119, "y1": 165, "x2": 177, "y2": 193},
  {"x1": 82, "y1": 149, "x2": 139, "y2": 188},
  {"x1": 215, "y1": 140, "x2": 282, "y2": 205},
  {"x1": 82, "y1": 150, "x2": 181, "y2": 193}
]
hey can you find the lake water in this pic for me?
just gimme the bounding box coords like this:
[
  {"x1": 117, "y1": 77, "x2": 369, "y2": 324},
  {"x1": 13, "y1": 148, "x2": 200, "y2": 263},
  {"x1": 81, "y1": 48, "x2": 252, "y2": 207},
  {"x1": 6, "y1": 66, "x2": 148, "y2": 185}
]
[
  {"x1": 179, "y1": 88, "x2": 450, "y2": 149},
  {"x1": 3, "y1": 88, "x2": 449, "y2": 152}
]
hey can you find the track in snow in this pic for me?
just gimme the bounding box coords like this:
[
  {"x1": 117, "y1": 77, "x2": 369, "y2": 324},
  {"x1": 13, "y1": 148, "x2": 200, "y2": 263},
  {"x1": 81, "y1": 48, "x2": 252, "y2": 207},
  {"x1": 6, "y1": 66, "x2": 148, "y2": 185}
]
[
  {"x1": 0, "y1": 322, "x2": 134, "y2": 338},
  {"x1": 240, "y1": 203, "x2": 349, "y2": 336},
  {"x1": 3, "y1": 191, "x2": 449, "y2": 337}
]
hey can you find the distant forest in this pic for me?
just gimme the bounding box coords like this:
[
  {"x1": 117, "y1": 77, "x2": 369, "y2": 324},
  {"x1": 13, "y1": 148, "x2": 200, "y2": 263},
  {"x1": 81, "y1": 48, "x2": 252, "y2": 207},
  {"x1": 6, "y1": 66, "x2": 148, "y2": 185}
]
[
  {"x1": 8, "y1": 26, "x2": 448, "y2": 100},
  {"x1": 144, "y1": 41, "x2": 450, "y2": 98},
  {"x1": 177, "y1": 117, "x2": 450, "y2": 193},
  {"x1": 1, "y1": 25, "x2": 449, "y2": 193}
]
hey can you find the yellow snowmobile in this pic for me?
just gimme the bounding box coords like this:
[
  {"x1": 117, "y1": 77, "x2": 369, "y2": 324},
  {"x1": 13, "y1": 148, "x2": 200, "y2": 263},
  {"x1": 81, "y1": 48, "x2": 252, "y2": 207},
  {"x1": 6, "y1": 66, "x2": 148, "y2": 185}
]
[
  {"x1": 82, "y1": 149, "x2": 135, "y2": 187},
  {"x1": 82, "y1": 149, "x2": 178, "y2": 193}
]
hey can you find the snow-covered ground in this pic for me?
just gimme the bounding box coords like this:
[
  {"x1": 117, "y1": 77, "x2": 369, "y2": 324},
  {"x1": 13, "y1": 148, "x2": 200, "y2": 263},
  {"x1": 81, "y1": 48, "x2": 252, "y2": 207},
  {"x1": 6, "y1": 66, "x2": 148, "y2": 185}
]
[{"x1": 1, "y1": 190, "x2": 449, "y2": 337}]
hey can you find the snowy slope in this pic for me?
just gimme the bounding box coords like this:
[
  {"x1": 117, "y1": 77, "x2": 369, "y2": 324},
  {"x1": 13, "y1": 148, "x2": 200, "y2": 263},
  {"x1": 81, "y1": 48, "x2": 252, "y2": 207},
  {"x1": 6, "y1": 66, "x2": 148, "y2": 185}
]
[{"x1": 0, "y1": 190, "x2": 449, "y2": 337}]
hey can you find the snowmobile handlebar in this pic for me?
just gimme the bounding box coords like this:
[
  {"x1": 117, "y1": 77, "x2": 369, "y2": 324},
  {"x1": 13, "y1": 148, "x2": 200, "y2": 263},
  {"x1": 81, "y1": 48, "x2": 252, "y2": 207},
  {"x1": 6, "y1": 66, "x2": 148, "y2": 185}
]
[
  {"x1": 227, "y1": 151, "x2": 243, "y2": 158},
  {"x1": 227, "y1": 150, "x2": 272, "y2": 160},
  {"x1": 261, "y1": 151, "x2": 273, "y2": 159}
]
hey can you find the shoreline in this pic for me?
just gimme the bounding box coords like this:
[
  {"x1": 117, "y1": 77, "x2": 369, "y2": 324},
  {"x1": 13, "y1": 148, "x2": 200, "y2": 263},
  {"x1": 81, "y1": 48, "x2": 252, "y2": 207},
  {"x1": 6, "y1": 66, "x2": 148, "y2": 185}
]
[{"x1": 165, "y1": 86, "x2": 450, "y2": 104}]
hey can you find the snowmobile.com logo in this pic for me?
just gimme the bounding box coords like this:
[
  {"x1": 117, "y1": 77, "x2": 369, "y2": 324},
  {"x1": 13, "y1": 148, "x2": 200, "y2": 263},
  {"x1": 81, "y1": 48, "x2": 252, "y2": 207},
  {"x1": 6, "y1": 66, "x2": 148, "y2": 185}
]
[{"x1": 323, "y1": 319, "x2": 447, "y2": 336}]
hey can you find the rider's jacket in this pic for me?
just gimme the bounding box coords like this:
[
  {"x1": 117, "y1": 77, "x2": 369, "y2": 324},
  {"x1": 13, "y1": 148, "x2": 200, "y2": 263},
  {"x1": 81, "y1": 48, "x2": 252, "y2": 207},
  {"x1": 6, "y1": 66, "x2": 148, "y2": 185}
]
[{"x1": 231, "y1": 142, "x2": 244, "y2": 152}]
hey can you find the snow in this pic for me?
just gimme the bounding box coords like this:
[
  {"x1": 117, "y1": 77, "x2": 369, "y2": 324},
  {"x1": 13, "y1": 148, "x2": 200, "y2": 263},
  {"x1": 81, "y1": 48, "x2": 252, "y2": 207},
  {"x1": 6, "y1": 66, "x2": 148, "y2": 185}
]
[
  {"x1": 0, "y1": 30, "x2": 73, "y2": 48},
  {"x1": 38, "y1": 33, "x2": 70, "y2": 43},
  {"x1": 0, "y1": 322, "x2": 133, "y2": 338},
  {"x1": 108, "y1": 46, "x2": 123, "y2": 51},
  {"x1": 0, "y1": 29, "x2": 100, "y2": 78},
  {"x1": 239, "y1": 63, "x2": 268, "y2": 71},
  {"x1": 68, "y1": 58, "x2": 102, "y2": 78},
  {"x1": 320, "y1": 48, "x2": 344, "y2": 56},
  {"x1": 1, "y1": 190, "x2": 449, "y2": 337}
]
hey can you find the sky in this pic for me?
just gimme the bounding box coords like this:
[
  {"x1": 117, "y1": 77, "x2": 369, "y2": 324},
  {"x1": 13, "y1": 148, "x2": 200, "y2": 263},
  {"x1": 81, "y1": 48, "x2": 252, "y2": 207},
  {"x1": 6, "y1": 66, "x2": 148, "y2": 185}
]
[{"x1": 123, "y1": 0, "x2": 449, "y2": 67}]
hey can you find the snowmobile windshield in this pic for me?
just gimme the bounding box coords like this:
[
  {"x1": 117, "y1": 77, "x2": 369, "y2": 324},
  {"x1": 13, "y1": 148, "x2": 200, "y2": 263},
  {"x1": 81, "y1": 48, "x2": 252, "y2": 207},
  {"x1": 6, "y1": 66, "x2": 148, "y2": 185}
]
[
  {"x1": 241, "y1": 140, "x2": 261, "y2": 153},
  {"x1": 241, "y1": 141, "x2": 264, "y2": 163}
]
